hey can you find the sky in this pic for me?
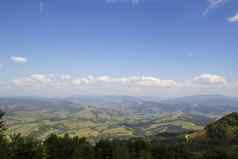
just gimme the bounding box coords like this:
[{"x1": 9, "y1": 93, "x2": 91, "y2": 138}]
[{"x1": 0, "y1": 0, "x2": 238, "y2": 97}]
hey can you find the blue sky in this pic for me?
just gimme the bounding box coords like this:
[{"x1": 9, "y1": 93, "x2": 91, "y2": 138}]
[{"x1": 0, "y1": 0, "x2": 238, "y2": 97}]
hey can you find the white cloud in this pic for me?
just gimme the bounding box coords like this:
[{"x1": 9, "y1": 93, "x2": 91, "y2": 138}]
[
  {"x1": 117, "y1": 76, "x2": 177, "y2": 87},
  {"x1": 30, "y1": 74, "x2": 51, "y2": 83},
  {"x1": 71, "y1": 75, "x2": 177, "y2": 87},
  {"x1": 11, "y1": 56, "x2": 27, "y2": 64},
  {"x1": 207, "y1": 0, "x2": 227, "y2": 6},
  {"x1": 72, "y1": 78, "x2": 82, "y2": 85},
  {"x1": 72, "y1": 76, "x2": 95, "y2": 86},
  {"x1": 228, "y1": 13, "x2": 238, "y2": 23},
  {"x1": 96, "y1": 76, "x2": 112, "y2": 82},
  {"x1": 193, "y1": 74, "x2": 226, "y2": 85},
  {"x1": 61, "y1": 74, "x2": 71, "y2": 80},
  {"x1": 203, "y1": 0, "x2": 228, "y2": 15},
  {"x1": 13, "y1": 74, "x2": 52, "y2": 87}
]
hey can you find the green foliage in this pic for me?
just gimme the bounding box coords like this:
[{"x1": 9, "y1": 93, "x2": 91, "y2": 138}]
[
  {"x1": 44, "y1": 134, "x2": 74, "y2": 159},
  {"x1": 95, "y1": 139, "x2": 113, "y2": 159},
  {"x1": 0, "y1": 135, "x2": 8, "y2": 159},
  {"x1": 8, "y1": 134, "x2": 44, "y2": 159},
  {"x1": 206, "y1": 112, "x2": 238, "y2": 140},
  {"x1": 0, "y1": 110, "x2": 8, "y2": 159},
  {"x1": 44, "y1": 134, "x2": 94, "y2": 159},
  {"x1": 112, "y1": 142, "x2": 130, "y2": 159},
  {"x1": 0, "y1": 110, "x2": 5, "y2": 133},
  {"x1": 73, "y1": 139, "x2": 94, "y2": 159},
  {"x1": 0, "y1": 132, "x2": 238, "y2": 159}
]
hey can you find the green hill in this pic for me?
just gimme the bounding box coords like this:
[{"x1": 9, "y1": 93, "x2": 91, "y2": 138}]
[
  {"x1": 206, "y1": 112, "x2": 238, "y2": 140},
  {"x1": 186, "y1": 112, "x2": 238, "y2": 142}
]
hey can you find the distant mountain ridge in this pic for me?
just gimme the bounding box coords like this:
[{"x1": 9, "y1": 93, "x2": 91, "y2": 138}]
[
  {"x1": 164, "y1": 95, "x2": 238, "y2": 107},
  {"x1": 67, "y1": 95, "x2": 238, "y2": 114},
  {"x1": 2, "y1": 94, "x2": 238, "y2": 116}
]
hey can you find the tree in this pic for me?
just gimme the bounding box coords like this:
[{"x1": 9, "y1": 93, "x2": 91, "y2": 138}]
[
  {"x1": 95, "y1": 139, "x2": 113, "y2": 159},
  {"x1": 8, "y1": 134, "x2": 44, "y2": 159},
  {"x1": 0, "y1": 136, "x2": 8, "y2": 159},
  {"x1": 72, "y1": 137, "x2": 94, "y2": 159},
  {"x1": 203, "y1": 148, "x2": 229, "y2": 159},
  {"x1": 112, "y1": 141, "x2": 130, "y2": 159},
  {"x1": 0, "y1": 110, "x2": 5, "y2": 134},
  {"x1": 45, "y1": 134, "x2": 75, "y2": 159},
  {"x1": 0, "y1": 110, "x2": 8, "y2": 159}
]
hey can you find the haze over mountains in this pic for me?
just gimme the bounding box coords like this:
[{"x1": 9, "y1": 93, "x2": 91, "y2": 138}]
[
  {"x1": 68, "y1": 95, "x2": 238, "y2": 115},
  {"x1": 1, "y1": 94, "x2": 238, "y2": 139}
]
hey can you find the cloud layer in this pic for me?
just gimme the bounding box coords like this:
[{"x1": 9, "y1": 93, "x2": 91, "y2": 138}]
[
  {"x1": 8, "y1": 73, "x2": 235, "y2": 97},
  {"x1": 13, "y1": 75, "x2": 178, "y2": 88}
]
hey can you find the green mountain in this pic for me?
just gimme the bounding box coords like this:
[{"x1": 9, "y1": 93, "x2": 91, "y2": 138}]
[
  {"x1": 206, "y1": 112, "x2": 238, "y2": 140},
  {"x1": 186, "y1": 112, "x2": 238, "y2": 142}
]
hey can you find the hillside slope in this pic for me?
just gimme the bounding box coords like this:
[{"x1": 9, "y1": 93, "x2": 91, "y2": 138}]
[{"x1": 186, "y1": 112, "x2": 238, "y2": 142}]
